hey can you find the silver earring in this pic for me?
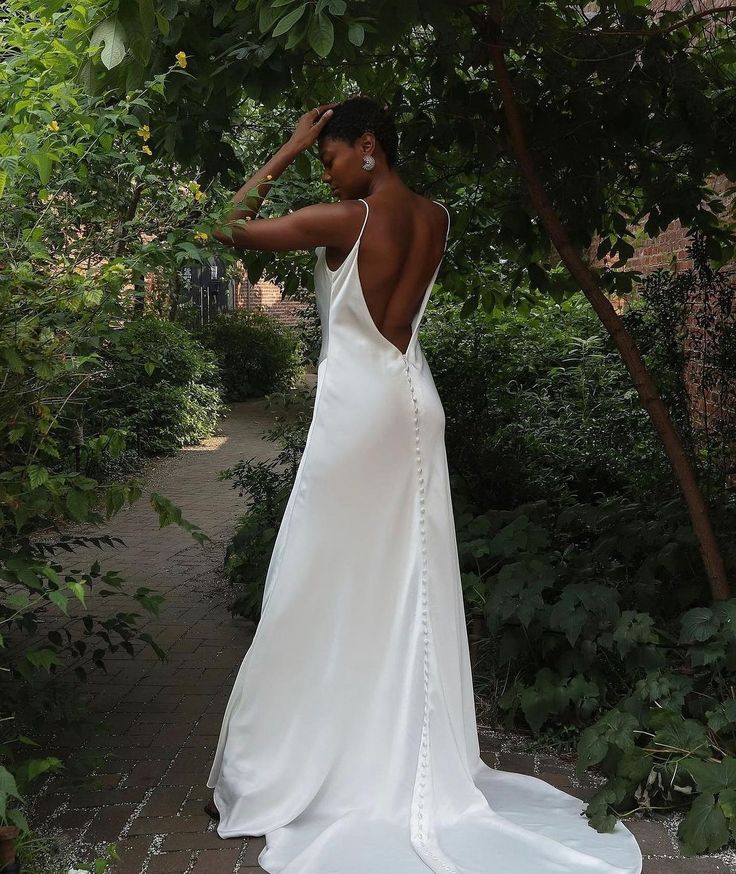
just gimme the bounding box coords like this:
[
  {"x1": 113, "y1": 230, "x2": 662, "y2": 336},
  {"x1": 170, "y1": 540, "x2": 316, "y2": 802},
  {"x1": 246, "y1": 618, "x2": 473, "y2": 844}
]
[{"x1": 362, "y1": 154, "x2": 375, "y2": 171}]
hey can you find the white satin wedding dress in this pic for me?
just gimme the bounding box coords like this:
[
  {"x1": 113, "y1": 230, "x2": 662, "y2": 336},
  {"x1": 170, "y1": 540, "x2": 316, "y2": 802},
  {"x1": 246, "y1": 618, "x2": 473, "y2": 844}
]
[{"x1": 207, "y1": 197, "x2": 643, "y2": 874}]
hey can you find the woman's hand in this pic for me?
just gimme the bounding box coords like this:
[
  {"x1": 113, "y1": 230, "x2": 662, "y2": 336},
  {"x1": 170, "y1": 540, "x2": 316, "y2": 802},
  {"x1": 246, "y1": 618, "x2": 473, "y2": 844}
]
[{"x1": 287, "y1": 103, "x2": 338, "y2": 153}]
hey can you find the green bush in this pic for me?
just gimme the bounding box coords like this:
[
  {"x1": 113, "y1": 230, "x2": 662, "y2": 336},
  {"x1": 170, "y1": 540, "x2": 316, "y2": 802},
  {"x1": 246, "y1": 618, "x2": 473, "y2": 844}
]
[
  {"x1": 0, "y1": 274, "x2": 169, "y2": 847},
  {"x1": 423, "y1": 291, "x2": 670, "y2": 510},
  {"x1": 196, "y1": 309, "x2": 304, "y2": 401},
  {"x1": 89, "y1": 316, "x2": 226, "y2": 456},
  {"x1": 454, "y1": 492, "x2": 736, "y2": 854}
]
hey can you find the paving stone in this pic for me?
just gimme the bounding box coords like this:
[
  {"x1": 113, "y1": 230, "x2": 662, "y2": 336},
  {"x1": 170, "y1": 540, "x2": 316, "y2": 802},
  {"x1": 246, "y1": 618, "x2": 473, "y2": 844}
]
[
  {"x1": 108, "y1": 834, "x2": 155, "y2": 874},
  {"x1": 86, "y1": 803, "x2": 137, "y2": 841},
  {"x1": 147, "y1": 851, "x2": 194, "y2": 874},
  {"x1": 240, "y1": 838, "x2": 267, "y2": 866},
  {"x1": 161, "y1": 830, "x2": 242, "y2": 851},
  {"x1": 643, "y1": 857, "x2": 732, "y2": 873},
  {"x1": 190, "y1": 847, "x2": 241, "y2": 873},
  {"x1": 64, "y1": 786, "x2": 146, "y2": 807},
  {"x1": 498, "y1": 751, "x2": 536, "y2": 776},
  {"x1": 128, "y1": 814, "x2": 210, "y2": 835},
  {"x1": 139, "y1": 786, "x2": 190, "y2": 817},
  {"x1": 628, "y1": 819, "x2": 679, "y2": 855}
]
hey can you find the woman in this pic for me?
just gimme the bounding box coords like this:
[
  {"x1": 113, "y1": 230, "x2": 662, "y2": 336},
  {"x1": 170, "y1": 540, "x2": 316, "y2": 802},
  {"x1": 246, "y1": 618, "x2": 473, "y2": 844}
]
[{"x1": 205, "y1": 96, "x2": 643, "y2": 874}]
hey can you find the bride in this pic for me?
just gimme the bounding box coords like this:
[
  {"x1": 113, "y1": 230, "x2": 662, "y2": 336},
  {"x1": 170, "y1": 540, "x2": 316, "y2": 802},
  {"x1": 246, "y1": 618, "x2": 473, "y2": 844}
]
[{"x1": 203, "y1": 95, "x2": 643, "y2": 874}]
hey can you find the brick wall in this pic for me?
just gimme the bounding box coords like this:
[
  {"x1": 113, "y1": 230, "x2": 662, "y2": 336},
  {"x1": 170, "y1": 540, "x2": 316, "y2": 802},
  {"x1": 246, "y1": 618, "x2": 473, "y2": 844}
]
[
  {"x1": 232, "y1": 275, "x2": 308, "y2": 328},
  {"x1": 588, "y1": 171, "x2": 735, "y2": 476}
]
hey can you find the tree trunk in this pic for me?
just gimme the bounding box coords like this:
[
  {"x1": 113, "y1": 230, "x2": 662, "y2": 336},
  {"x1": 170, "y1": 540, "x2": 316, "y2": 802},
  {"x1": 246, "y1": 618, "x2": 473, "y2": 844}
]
[{"x1": 475, "y1": 5, "x2": 730, "y2": 601}]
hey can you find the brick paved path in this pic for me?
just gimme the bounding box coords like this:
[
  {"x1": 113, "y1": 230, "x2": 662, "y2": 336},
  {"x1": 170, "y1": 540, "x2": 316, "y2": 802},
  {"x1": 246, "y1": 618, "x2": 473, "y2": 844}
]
[{"x1": 27, "y1": 390, "x2": 735, "y2": 874}]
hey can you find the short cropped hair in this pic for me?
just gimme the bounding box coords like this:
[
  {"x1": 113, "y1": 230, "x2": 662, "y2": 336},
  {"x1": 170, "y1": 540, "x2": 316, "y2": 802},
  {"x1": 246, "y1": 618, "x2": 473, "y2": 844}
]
[{"x1": 318, "y1": 96, "x2": 399, "y2": 166}]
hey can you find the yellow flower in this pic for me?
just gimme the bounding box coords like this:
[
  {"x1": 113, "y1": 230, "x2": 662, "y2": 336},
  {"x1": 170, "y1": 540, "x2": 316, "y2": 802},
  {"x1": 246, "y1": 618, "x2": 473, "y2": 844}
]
[
  {"x1": 194, "y1": 231, "x2": 209, "y2": 241},
  {"x1": 194, "y1": 190, "x2": 206, "y2": 202},
  {"x1": 175, "y1": 51, "x2": 188, "y2": 68},
  {"x1": 48, "y1": 120, "x2": 60, "y2": 131},
  {"x1": 136, "y1": 124, "x2": 150, "y2": 141},
  {"x1": 142, "y1": 144, "x2": 153, "y2": 156}
]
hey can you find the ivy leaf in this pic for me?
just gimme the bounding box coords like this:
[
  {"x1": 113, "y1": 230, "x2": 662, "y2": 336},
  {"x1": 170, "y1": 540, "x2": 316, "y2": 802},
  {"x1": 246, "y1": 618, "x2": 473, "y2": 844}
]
[
  {"x1": 683, "y1": 757, "x2": 736, "y2": 795},
  {"x1": 678, "y1": 791, "x2": 729, "y2": 856},
  {"x1": 706, "y1": 700, "x2": 736, "y2": 733},
  {"x1": 679, "y1": 607, "x2": 719, "y2": 643}
]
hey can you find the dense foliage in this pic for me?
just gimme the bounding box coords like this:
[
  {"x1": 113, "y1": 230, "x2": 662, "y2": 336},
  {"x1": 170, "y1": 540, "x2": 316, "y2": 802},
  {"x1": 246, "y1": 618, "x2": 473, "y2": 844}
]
[
  {"x1": 91, "y1": 316, "x2": 226, "y2": 455},
  {"x1": 0, "y1": 9, "x2": 215, "y2": 863},
  {"x1": 196, "y1": 309, "x2": 305, "y2": 401}
]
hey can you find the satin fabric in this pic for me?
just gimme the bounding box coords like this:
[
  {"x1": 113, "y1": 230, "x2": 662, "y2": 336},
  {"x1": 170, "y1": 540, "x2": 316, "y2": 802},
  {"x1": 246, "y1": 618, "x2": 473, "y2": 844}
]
[{"x1": 207, "y1": 198, "x2": 643, "y2": 874}]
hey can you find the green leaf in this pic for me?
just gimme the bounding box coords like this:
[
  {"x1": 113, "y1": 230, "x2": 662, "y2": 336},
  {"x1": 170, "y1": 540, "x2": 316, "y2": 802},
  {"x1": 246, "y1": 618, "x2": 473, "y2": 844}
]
[
  {"x1": 27, "y1": 757, "x2": 62, "y2": 782},
  {"x1": 576, "y1": 709, "x2": 639, "y2": 775},
  {"x1": 25, "y1": 648, "x2": 62, "y2": 671},
  {"x1": 272, "y1": 4, "x2": 307, "y2": 37},
  {"x1": 684, "y1": 757, "x2": 736, "y2": 795},
  {"x1": 155, "y1": 11, "x2": 170, "y2": 35},
  {"x1": 0, "y1": 767, "x2": 21, "y2": 820},
  {"x1": 259, "y1": 3, "x2": 286, "y2": 32},
  {"x1": 30, "y1": 152, "x2": 53, "y2": 185},
  {"x1": 68, "y1": 581, "x2": 87, "y2": 608},
  {"x1": 651, "y1": 714, "x2": 710, "y2": 759},
  {"x1": 27, "y1": 465, "x2": 50, "y2": 489},
  {"x1": 66, "y1": 488, "x2": 91, "y2": 521},
  {"x1": 48, "y1": 590, "x2": 69, "y2": 615},
  {"x1": 680, "y1": 607, "x2": 719, "y2": 643},
  {"x1": 308, "y1": 11, "x2": 334, "y2": 57},
  {"x1": 90, "y1": 17, "x2": 128, "y2": 70},
  {"x1": 706, "y1": 700, "x2": 736, "y2": 733},
  {"x1": 138, "y1": 0, "x2": 155, "y2": 36},
  {"x1": 6, "y1": 807, "x2": 29, "y2": 834},
  {"x1": 678, "y1": 792, "x2": 729, "y2": 856}
]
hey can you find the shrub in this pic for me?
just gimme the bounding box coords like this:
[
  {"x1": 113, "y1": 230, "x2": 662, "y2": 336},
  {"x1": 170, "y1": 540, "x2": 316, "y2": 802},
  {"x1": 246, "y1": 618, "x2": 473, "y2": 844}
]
[
  {"x1": 196, "y1": 309, "x2": 304, "y2": 401},
  {"x1": 423, "y1": 291, "x2": 669, "y2": 510},
  {"x1": 88, "y1": 316, "x2": 226, "y2": 456}
]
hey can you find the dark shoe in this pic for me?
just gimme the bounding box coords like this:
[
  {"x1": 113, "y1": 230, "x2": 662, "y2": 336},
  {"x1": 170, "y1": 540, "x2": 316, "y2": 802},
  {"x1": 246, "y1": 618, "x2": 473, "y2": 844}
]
[{"x1": 204, "y1": 798, "x2": 220, "y2": 821}]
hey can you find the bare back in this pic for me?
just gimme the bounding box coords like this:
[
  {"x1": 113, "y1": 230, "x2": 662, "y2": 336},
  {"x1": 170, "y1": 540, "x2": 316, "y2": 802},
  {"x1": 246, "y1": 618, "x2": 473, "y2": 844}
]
[{"x1": 324, "y1": 195, "x2": 450, "y2": 355}]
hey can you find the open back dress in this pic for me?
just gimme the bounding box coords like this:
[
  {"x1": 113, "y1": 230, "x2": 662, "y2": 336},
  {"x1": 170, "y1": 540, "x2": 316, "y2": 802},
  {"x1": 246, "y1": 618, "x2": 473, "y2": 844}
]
[{"x1": 207, "y1": 197, "x2": 643, "y2": 874}]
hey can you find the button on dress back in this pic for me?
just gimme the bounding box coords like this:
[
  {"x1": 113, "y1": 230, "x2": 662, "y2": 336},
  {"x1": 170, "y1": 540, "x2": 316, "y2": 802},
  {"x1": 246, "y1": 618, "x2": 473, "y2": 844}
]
[{"x1": 207, "y1": 197, "x2": 643, "y2": 874}]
